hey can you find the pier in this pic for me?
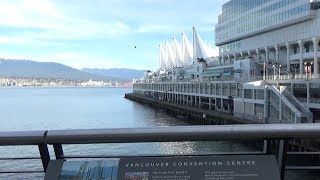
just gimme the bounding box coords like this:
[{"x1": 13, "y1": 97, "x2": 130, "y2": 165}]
[{"x1": 125, "y1": 93, "x2": 258, "y2": 125}]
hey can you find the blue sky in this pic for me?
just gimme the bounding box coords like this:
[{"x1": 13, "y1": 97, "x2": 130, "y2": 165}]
[{"x1": 0, "y1": 0, "x2": 227, "y2": 70}]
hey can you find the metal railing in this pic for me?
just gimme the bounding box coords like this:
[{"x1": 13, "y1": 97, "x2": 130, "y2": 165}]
[
  {"x1": 207, "y1": 61, "x2": 234, "y2": 67},
  {"x1": 298, "y1": 97, "x2": 320, "y2": 104},
  {"x1": 0, "y1": 130, "x2": 49, "y2": 174},
  {"x1": 1, "y1": 124, "x2": 320, "y2": 179},
  {"x1": 139, "y1": 70, "x2": 320, "y2": 84},
  {"x1": 135, "y1": 73, "x2": 320, "y2": 85}
]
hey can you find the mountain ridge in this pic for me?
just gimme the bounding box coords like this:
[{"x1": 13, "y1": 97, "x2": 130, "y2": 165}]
[
  {"x1": 0, "y1": 59, "x2": 146, "y2": 82},
  {"x1": 82, "y1": 68, "x2": 146, "y2": 81}
]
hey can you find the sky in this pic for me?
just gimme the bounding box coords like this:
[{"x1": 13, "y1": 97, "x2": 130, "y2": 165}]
[{"x1": 0, "y1": 0, "x2": 227, "y2": 70}]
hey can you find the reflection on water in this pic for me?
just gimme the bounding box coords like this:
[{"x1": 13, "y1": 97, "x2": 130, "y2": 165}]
[{"x1": 60, "y1": 141, "x2": 257, "y2": 157}]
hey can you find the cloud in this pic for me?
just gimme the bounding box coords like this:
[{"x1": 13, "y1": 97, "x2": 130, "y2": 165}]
[
  {"x1": 0, "y1": 35, "x2": 78, "y2": 48},
  {"x1": 137, "y1": 24, "x2": 182, "y2": 34},
  {"x1": 0, "y1": 0, "x2": 225, "y2": 69},
  {"x1": 207, "y1": 44, "x2": 220, "y2": 57},
  {"x1": 0, "y1": 0, "x2": 64, "y2": 29},
  {"x1": 0, "y1": 0, "x2": 221, "y2": 41},
  {"x1": 29, "y1": 20, "x2": 131, "y2": 41},
  {"x1": 0, "y1": 0, "x2": 132, "y2": 44},
  {"x1": 0, "y1": 36, "x2": 29, "y2": 44}
]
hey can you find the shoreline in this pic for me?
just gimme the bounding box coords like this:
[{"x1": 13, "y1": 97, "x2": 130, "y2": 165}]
[{"x1": 0, "y1": 86, "x2": 133, "y2": 88}]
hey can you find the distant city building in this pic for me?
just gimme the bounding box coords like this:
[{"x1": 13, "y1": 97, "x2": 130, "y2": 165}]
[{"x1": 0, "y1": 78, "x2": 120, "y2": 87}]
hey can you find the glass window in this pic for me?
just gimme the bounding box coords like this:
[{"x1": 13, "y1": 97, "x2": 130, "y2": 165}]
[
  {"x1": 244, "y1": 89, "x2": 253, "y2": 99},
  {"x1": 305, "y1": 43, "x2": 310, "y2": 53},
  {"x1": 293, "y1": 45, "x2": 297, "y2": 54},
  {"x1": 255, "y1": 90, "x2": 265, "y2": 100}
]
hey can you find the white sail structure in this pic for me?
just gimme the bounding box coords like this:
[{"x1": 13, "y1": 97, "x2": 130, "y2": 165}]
[
  {"x1": 193, "y1": 26, "x2": 215, "y2": 61},
  {"x1": 159, "y1": 44, "x2": 166, "y2": 70},
  {"x1": 165, "y1": 41, "x2": 174, "y2": 69},
  {"x1": 173, "y1": 37, "x2": 183, "y2": 67},
  {"x1": 182, "y1": 32, "x2": 193, "y2": 66}
]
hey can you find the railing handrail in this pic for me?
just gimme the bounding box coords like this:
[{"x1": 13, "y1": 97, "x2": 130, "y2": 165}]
[
  {"x1": 283, "y1": 88, "x2": 310, "y2": 113},
  {"x1": 47, "y1": 124, "x2": 320, "y2": 144},
  {"x1": 1, "y1": 124, "x2": 320, "y2": 146},
  {"x1": 268, "y1": 86, "x2": 303, "y2": 117},
  {"x1": 135, "y1": 73, "x2": 320, "y2": 84},
  {"x1": 0, "y1": 130, "x2": 46, "y2": 145}
]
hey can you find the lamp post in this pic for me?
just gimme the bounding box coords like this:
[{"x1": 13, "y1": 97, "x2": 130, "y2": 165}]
[
  {"x1": 263, "y1": 60, "x2": 266, "y2": 80},
  {"x1": 272, "y1": 64, "x2": 282, "y2": 80},
  {"x1": 293, "y1": 64, "x2": 298, "y2": 75},
  {"x1": 310, "y1": 62, "x2": 314, "y2": 79},
  {"x1": 304, "y1": 62, "x2": 314, "y2": 79},
  {"x1": 304, "y1": 62, "x2": 308, "y2": 79},
  {"x1": 279, "y1": 65, "x2": 282, "y2": 79},
  {"x1": 273, "y1": 65, "x2": 276, "y2": 80},
  {"x1": 293, "y1": 64, "x2": 298, "y2": 79}
]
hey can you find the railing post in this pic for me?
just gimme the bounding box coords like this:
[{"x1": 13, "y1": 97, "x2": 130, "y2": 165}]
[
  {"x1": 263, "y1": 140, "x2": 273, "y2": 154},
  {"x1": 38, "y1": 143, "x2": 50, "y2": 172},
  {"x1": 53, "y1": 144, "x2": 64, "y2": 159},
  {"x1": 278, "y1": 140, "x2": 288, "y2": 180}
]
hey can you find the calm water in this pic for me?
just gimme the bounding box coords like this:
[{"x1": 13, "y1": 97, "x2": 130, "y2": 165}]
[{"x1": 0, "y1": 87, "x2": 315, "y2": 179}]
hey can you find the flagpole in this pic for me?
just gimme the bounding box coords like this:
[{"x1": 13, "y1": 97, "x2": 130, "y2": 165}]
[
  {"x1": 173, "y1": 37, "x2": 175, "y2": 68},
  {"x1": 182, "y1": 32, "x2": 184, "y2": 66},
  {"x1": 159, "y1": 44, "x2": 161, "y2": 70},
  {"x1": 193, "y1": 26, "x2": 195, "y2": 64},
  {"x1": 165, "y1": 41, "x2": 167, "y2": 70}
]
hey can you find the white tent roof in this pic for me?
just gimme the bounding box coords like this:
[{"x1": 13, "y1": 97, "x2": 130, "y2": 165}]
[
  {"x1": 165, "y1": 41, "x2": 174, "y2": 69},
  {"x1": 193, "y1": 26, "x2": 215, "y2": 60},
  {"x1": 182, "y1": 32, "x2": 193, "y2": 66},
  {"x1": 158, "y1": 27, "x2": 217, "y2": 69},
  {"x1": 159, "y1": 44, "x2": 166, "y2": 70},
  {"x1": 173, "y1": 37, "x2": 183, "y2": 67}
]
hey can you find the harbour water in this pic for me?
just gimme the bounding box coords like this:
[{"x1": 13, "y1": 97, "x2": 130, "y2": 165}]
[
  {"x1": 0, "y1": 87, "x2": 254, "y2": 179},
  {"x1": 0, "y1": 87, "x2": 315, "y2": 179}
]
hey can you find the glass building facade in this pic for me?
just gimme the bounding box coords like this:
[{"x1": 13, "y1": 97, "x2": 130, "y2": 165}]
[
  {"x1": 216, "y1": 0, "x2": 313, "y2": 54},
  {"x1": 218, "y1": 0, "x2": 272, "y2": 24}
]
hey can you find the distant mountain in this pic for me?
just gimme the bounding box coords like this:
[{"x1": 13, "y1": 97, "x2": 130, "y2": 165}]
[
  {"x1": 0, "y1": 59, "x2": 111, "y2": 81},
  {"x1": 82, "y1": 68, "x2": 146, "y2": 81}
]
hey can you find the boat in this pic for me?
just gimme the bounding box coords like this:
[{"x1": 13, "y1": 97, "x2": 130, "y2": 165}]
[
  {"x1": 133, "y1": 0, "x2": 320, "y2": 124},
  {"x1": 113, "y1": 82, "x2": 119, "y2": 88}
]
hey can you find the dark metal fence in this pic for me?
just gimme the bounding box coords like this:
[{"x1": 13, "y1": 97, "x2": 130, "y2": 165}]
[{"x1": 1, "y1": 124, "x2": 320, "y2": 180}]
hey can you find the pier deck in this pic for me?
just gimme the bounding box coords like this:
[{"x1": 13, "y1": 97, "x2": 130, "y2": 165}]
[{"x1": 125, "y1": 93, "x2": 260, "y2": 125}]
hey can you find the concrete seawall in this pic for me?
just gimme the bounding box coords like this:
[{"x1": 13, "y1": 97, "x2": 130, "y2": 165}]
[{"x1": 125, "y1": 93, "x2": 260, "y2": 125}]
